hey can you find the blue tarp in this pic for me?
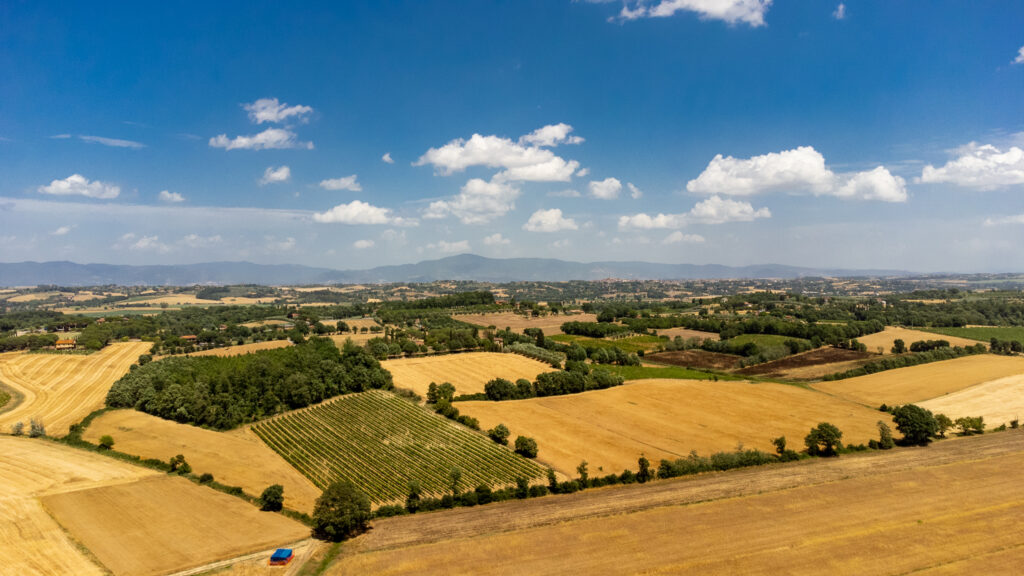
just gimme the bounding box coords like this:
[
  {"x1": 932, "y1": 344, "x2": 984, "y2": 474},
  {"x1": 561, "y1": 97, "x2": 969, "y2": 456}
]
[{"x1": 271, "y1": 549, "x2": 293, "y2": 561}]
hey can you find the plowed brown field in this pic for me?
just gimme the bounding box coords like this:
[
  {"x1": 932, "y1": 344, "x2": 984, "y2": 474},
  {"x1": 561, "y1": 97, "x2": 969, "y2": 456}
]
[{"x1": 383, "y1": 352, "x2": 556, "y2": 397}]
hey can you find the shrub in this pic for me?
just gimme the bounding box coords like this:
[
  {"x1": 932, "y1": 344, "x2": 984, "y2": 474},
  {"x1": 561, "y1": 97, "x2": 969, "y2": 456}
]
[
  {"x1": 954, "y1": 416, "x2": 985, "y2": 436},
  {"x1": 98, "y1": 435, "x2": 115, "y2": 450},
  {"x1": 259, "y1": 484, "x2": 285, "y2": 512},
  {"x1": 168, "y1": 454, "x2": 191, "y2": 474},
  {"x1": 488, "y1": 423, "x2": 510, "y2": 445},
  {"x1": 527, "y1": 485, "x2": 548, "y2": 498},
  {"x1": 312, "y1": 481, "x2": 371, "y2": 541},
  {"x1": 515, "y1": 476, "x2": 530, "y2": 499},
  {"x1": 11, "y1": 421, "x2": 24, "y2": 436},
  {"x1": 373, "y1": 504, "x2": 407, "y2": 518},
  {"x1": 28, "y1": 418, "x2": 46, "y2": 438},
  {"x1": 935, "y1": 413, "x2": 953, "y2": 438},
  {"x1": 637, "y1": 455, "x2": 653, "y2": 483},
  {"x1": 876, "y1": 421, "x2": 895, "y2": 450},
  {"x1": 405, "y1": 480, "x2": 422, "y2": 514},
  {"x1": 514, "y1": 436, "x2": 538, "y2": 458},
  {"x1": 198, "y1": 473, "x2": 214, "y2": 484}
]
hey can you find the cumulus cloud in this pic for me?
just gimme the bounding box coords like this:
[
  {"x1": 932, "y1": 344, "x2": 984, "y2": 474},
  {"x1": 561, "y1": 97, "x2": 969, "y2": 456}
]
[
  {"x1": 180, "y1": 234, "x2": 222, "y2": 248},
  {"x1": 984, "y1": 214, "x2": 1024, "y2": 226},
  {"x1": 615, "y1": 0, "x2": 771, "y2": 26},
  {"x1": 116, "y1": 233, "x2": 170, "y2": 253},
  {"x1": 663, "y1": 231, "x2": 706, "y2": 244},
  {"x1": 588, "y1": 177, "x2": 622, "y2": 200},
  {"x1": 423, "y1": 178, "x2": 520, "y2": 224},
  {"x1": 628, "y1": 182, "x2": 643, "y2": 199},
  {"x1": 38, "y1": 174, "x2": 120, "y2": 199},
  {"x1": 319, "y1": 175, "x2": 362, "y2": 191},
  {"x1": 919, "y1": 142, "x2": 1024, "y2": 190},
  {"x1": 833, "y1": 3, "x2": 846, "y2": 19},
  {"x1": 260, "y1": 165, "x2": 291, "y2": 185},
  {"x1": 209, "y1": 128, "x2": 313, "y2": 150},
  {"x1": 576, "y1": 167, "x2": 590, "y2": 178},
  {"x1": 243, "y1": 98, "x2": 313, "y2": 124},
  {"x1": 51, "y1": 225, "x2": 73, "y2": 236},
  {"x1": 79, "y1": 135, "x2": 146, "y2": 149},
  {"x1": 482, "y1": 233, "x2": 511, "y2": 246},
  {"x1": 313, "y1": 200, "x2": 415, "y2": 226},
  {"x1": 353, "y1": 239, "x2": 375, "y2": 249},
  {"x1": 426, "y1": 240, "x2": 471, "y2": 254},
  {"x1": 618, "y1": 195, "x2": 770, "y2": 229},
  {"x1": 159, "y1": 190, "x2": 185, "y2": 203},
  {"x1": 1014, "y1": 46, "x2": 1024, "y2": 65},
  {"x1": 415, "y1": 125, "x2": 581, "y2": 182},
  {"x1": 519, "y1": 123, "x2": 584, "y2": 147},
  {"x1": 265, "y1": 236, "x2": 296, "y2": 252},
  {"x1": 548, "y1": 189, "x2": 581, "y2": 198},
  {"x1": 552, "y1": 238, "x2": 571, "y2": 249},
  {"x1": 381, "y1": 229, "x2": 407, "y2": 244},
  {"x1": 382, "y1": 152, "x2": 395, "y2": 164},
  {"x1": 523, "y1": 208, "x2": 579, "y2": 232},
  {"x1": 686, "y1": 146, "x2": 907, "y2": 202}
]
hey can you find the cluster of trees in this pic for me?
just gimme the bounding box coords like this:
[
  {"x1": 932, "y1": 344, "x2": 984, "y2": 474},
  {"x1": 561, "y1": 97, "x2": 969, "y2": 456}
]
[
  {"x1": 908, "y1": 339, "x2": 951, "y2": 353},
  {"x1": 481, "y1": 368, "x2": 625, "y2": 402},
  {"x1": 0, "y1": 333, "x2": 59, "y2": 351},
  {"x1": 989, "y1": 338, "x2": 1024, "y2": 354},
  {"x1": 822, "y1": 344, "x2": 987, "y2": 380},
  {"x1": 106, "y1": 338, "x2": 392, "y2": 429},
  {"x1": 560, "y1": 321, "x2": 631, "y2": 338}
]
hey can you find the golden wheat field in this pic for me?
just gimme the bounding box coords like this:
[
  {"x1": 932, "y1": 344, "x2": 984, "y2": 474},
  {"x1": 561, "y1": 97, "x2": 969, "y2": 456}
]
[
  {"x1": 456, "y1": 379, "x2": 884, "y2": 476},
  {"x1": 44, "y1": 475, "x2": 309, "y2": 576},
  {"x1": 84, "y1": 409, "x2": 323, "y2": 513},
  {"x1": 129, "y1": 294, "x2": 222, "y2": 306},
  {"x1": 857, "y1": 326, "x2": 982, "y2": 355},
  {"x1": 454, "y1": 312, "x2": 599, "y2": 335},
  {"x1": 0, "y1": 341, "x2": 152, "y2": 435},
  {"x1": 0, "y1": 436, "x2": 157, "y2": 576},
  {"x1": 919, "y1": 373, "x2": 1024, "y2": 426},
  {"x1": 186, "y1": 339, "x2": 293, "y2": 357},
  {"x1": 812, "y1": 354, "x2": 1024, "y2": 407},
  {"x1": 326, "y1": 431, "x2": 1024, "y2": 576},
  {"x1": 383, "y1": 352, "x2": 556, "y2": 397}
]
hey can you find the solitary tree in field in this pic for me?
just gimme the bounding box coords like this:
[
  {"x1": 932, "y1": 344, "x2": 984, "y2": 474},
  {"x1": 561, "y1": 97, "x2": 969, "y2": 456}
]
[
  {"x1": 98, "y1": 435, "x2": 115, "y2": 450},
  {"x1": 312, "y1": 481, "x2": 371, "y2": 542},
  {"x1": 771, "y1": 436, "x2": 787, "y2": 455},
  {"x1": 11, "y1": 421, "x2": 24, "y2": 436},
  {"x1": 259, "y1": 484, "x2": 285, "y2": 511},
  {"x1": 514, "y1": 436, "x2": 539, "y2": 458},
  {"x1": 426, "y1": 382, "x2": 438, "y2": 404},
  {"x1": 804, "y1": 422, "x2": 843, "y2": 456},
  {"x1": 891, "y1": 404, "x2": 938, "y2": 445},
  {"x1": 488, "y1": 423, "x2": 510, "y2": 445},
  {"x1": 891, "y1": 339, "x2": 907, "y2": 354},
  {"x1": 577, "y1": 460, "x2": 589, "y2": 488},
  {"x1": 876, "y1": 421, "x2": 895, "y2": 450}
]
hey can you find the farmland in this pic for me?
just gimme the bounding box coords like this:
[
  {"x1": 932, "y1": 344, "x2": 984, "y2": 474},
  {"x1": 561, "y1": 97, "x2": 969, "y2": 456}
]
[
  {"x1": 735, "y1": 347, "x2": 873, "y2": 379},
  {"x1": 325, "y1": 430, "x2": 1024, "y2": 576},
  {"x1": 43, "y1": 475, "x2": 309, "y2": 576},
  {"x1": 922, "y1": 325, "x2": 1024, "y2": 343},
  {"x1": 253, "y1": 390, "x2": 545, "y2": 504},
  {"x1": 455, "y1": 379, "x2": 883, "y2": 476},
  {"x1": 856, "y1": 326, "x2": 982, "y2": 355},
  {"x1": 919, "y1": 374, "x2": 1024, "y2": 426},
  {"x1": 382, "y1": 351, "x2": 556, "y2": 397},
  {"x1": 548, "y1": 333, "x2": 664, "y2": 353},
  {"x1": 185, "y1": 339, "x2": 292, "y2": 357},
  {"x1": 84, "y1": 409, "x2": 323, "y2": 513},
  {"x1": 812, "y1": 354, "x2": 1024, "y2": 407},
  {"x1": 644, "y1": 349, "x2": 741, "y2": 370},
  {"x1": 455, "y1": 312, "x2": 599, "y2": 334},
  {"x1": 0, "y1": 341, "x2": 151, "y2": 435},
  {"x1": 654, "y1": 326, "x2": 720, "y2": 341}
]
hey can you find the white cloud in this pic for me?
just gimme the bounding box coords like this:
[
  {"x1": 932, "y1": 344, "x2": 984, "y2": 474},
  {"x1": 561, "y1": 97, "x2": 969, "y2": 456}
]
[
  {"x1": 687, "y1": 146, "x2": 907, "y2": 202},
  {"x1": 50, "y1": 134, "x2": 71, "y2": 139},
  {"x1": 920, "y1": 142, "x2": 1024, "y2": 190},
  {"x1": 38, "y1": 174, "x2": 120, "y2": 199},
  {"x1": 319, "y1": 175, "x2": 362, "y2": 191},
  {"x1": 243, "y1": 98, "x2": 313, "y2": 124},
  {"x1": 628, "y1": 182, "x2": 643, "y2": 199},
  {"x1": 523, "y1": 208, "x2": 579, "y2": 232},
  {"x1": 663, "y1": 231, "x2": 706, "y2": 244},
  {"x1": 313, "y1": 200, "x2": 415, "y2": 226},
  {"x1": 548, "y1": 189, "x2": 581, "y2": 198},
  {"x1": 616, "y1": 0, "x2": 771, "y2": 26},
  {"x1": 482, "y1": 233, "x2": 511, "y2": 246},
  {"x1": 117, "y1": 233, "x2": 171, "y2": 253},
  {"x1": 51, "y1": 225, "x2": 73, "y2": 236},
  {"x1": 179, "y1": 234, "x2": 222, "y2": 248},
  {"x1": 833, "y1": 3, "x2": 846, "y2": 20},
  {"x1": 423, "y1": 178, "x2": 520, "y2": 224},
  {"x1": 265, "y1": 236, "x2": 296, "y2": 252},
  {"x1": 618, "y1": 195, "x2": 770, "y2": 229},
  {"x1": 984, "y1": 214, "x2": 1024, "y2": 226},
  {"x1": 1013, "y1": 46, "x2": 1024, "y2": 65},
  {"x1": 381, "y1": 229, "x2": 407, "y2": 244},
  {"x1": 353, "y1": 239, "x2": 375, "y2": 249},
  {"x1": 576, "y1": 167, "x2": 590, "y2": 177},
  {"x1": 382, "y1": 152, "x2": 395, "y2": 164},
  {"x1": 159, "y1": 190, "x2": 185, "y2": 203},
  {"x1": 589, "y1": 177, "x2": 622, "y2": 200},
  {"x1": 551, "y1": 238, "x2": 571, "y2": 249},
  {"x1": 415, "y1": 128, "x2": 580, "y2": 182},
  {"x1": 519, "y1": 123, "x2": 584, "y2": 147},
  {"x1": 79, "y1": 135, "x2": 146, "y2": 149},
  {"x1": 209, "y1": 128, "x2": 313, "y2": 151},
  {"x1": 427, "y1": 240, "x2": 471, "y2": 254},
  {"x1": 260, "y1": 165, "x2": 291, "y2": 185}
]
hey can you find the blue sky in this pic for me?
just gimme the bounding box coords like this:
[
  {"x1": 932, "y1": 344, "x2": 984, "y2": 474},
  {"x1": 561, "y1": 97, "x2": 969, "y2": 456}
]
[{"x1": 2, "y1": 0, "x2": 1023, "y2": 272}]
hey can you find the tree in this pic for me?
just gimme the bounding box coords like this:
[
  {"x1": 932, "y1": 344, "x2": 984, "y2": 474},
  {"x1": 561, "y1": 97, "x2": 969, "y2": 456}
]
[
  {"x1": 168, "y1": 454, "x2": 191, "y2": 474},
  {"x1": 514, "y1": 436, "x2": 538, "y2": 458},
  {"x1": 448, "y1": 467, "x2": 462, "y2": 496},
  {"x1": 11, "y1": 421, "x2": 24, "y2": 436},
  {"x1": 312, "y1": 481, "x2": 371, "y2": 541},
  {"x1": 98, "y1": 435, "x2": 115, "y2": 450},
  {"x1": 892, "y1": 404, "x2": 938, "y2": 445},
  {"x1": 484, "y1": 378, "x2": 516, "y2": 401},
  {"x1": 547, "y1": 468, "x2": 559, "y2": 494},
  {"x1": 138, "y1": 354, "x2": 152, "y2": 366},
  {"x1": 804, "y1": 422, "x2": 843, "y2": 456},
  {"x1": 876, "y1": 421, "x2": 895, "y2": 450},
  {"x1": 771, "y1": 436, "x2": 787, "y2": 455},
  {"x1": 891, "y1": 339, "x2": 906, "y2": 354},
  {"x1": 28, "y1": 419, "x2": 45, "y2": 438},
  {"x1": 488, "y1": 423, "x2": 510, "y2": 445},
  {"x1": 515, "y1": 476, "x2": 530, "y2": 499},
  {"x1": 637, "y1": 454, "x2": 653, "y2": 483},
  {"x1": 405, "y1": 480, "x2": 422, "y2": 514},
  {"x1": 259, "y1": 484, "x2": 285, "y2": 511},
  {"x1": 426, "y1": 382, "x2": 438, "y2": 404},
  {"x1": 436, "y1": 382, "x2": 456, "y2": 403},
  {"x1": 955, "y1": 416, "x2": 985, "y2": 436},
  {"x1": 576, "y1": 460, "x2": 589, "y2": 487}
]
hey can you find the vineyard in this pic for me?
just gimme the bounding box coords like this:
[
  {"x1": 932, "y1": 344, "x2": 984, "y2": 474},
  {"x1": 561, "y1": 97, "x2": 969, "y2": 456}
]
[{"x1": 253, "y1": 390, "x2": 545, "y2": 504}]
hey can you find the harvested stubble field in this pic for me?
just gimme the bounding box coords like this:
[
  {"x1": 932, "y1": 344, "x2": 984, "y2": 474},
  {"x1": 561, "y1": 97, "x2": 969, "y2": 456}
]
[
  {"x1": 326, "y1": 430, "x2": 1024, "y2": 576},
  {"x1": 654, "y1": 327, "x2": 720, "y2": 341},
  {"x1": 919, "y1": 373, "x2": 1024, "y2": 426},
  {"x1": 84, "y1": 409, "x2": 322, "y2": 513},
  {"x1": 456, "y1": 379, "x2": 883, "y2": 476},
  {"x1": 185, "y1": 339, "x2": 293, "y2": 357},
  {"x1": 644, "y1": 349, "x2": 741, "y2": 370},
  {"x1": 0, "y1": 436, "x2": 157, "y2": 576},
  {"x1": 735, "y1": 346, "x2": 873, "y2": 378},
  {"x1": 454, "y1": 312, "x2": 599, "y2": 334},
  {"x1": 382, "y1": 351, "x2": 555, "y2": 397},
  {"x1": 43, "y1": 475, "x2": 309, "y2": 576},
  {"x1": 253, "y1": 390, "x2": 545, "y2": 504},
  {"x1": 812, "y1": 354, "x2": 1024, "y2": 407},
  {"x1": 0, "y1": 341, "x2": 151, "y2": 435},
  {"x1": 857, "y1": 326, "x2": 983, "y2": 355},
  {"x1": 128, "y1": 293, "x2": 222, "y2": 306}
]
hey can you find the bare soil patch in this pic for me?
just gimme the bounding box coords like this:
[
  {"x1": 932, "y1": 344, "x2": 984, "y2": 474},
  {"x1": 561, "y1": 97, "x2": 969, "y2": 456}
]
[
  {"x1": 735, "y1": 346, "x2": 872, "y2": 378},
  {"x1": 644, "y1": 349, "x2": 741, "y2": 370}
]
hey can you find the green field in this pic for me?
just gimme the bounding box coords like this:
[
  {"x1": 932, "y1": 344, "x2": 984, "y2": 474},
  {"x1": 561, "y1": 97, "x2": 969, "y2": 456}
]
[
  {"x1": 549, "y1": 333, "x2": 664, "y2": 353},
  {"x1": 252, "y1": 390, "x2": 545, "y2": 505},
  {"x1": 724, "y1": 333, "x2": 809, "y2": 347},
  {"x1": 604, "y1": 365, "x2": 744, "y2": 381},
  {"x1": 920, "y1": 326, "x2": 1024, "y2": 343}
]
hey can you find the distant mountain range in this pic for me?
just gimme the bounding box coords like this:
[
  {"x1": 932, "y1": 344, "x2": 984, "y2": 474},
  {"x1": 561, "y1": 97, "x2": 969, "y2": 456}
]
[{"x1": 0, "y1": 255, "x2": 910, "y2": 286}]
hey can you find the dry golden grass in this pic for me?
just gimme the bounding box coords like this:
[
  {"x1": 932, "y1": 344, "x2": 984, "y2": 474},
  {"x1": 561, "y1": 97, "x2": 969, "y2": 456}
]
[
  {"x1": 329, "y1": 333, "x2": 375, "y2": 347},
  {"x1": 812, "y1": 354, "x2": 1024, "y2": 407},
  {"x1": 0, "y1": 436, "x2": 157, "y2": 576},
  {"x1": 919, "y1": 373, "x2": 1024, "y2": 426},
  {"x1": 221, "y1": 296, "x2": 278, "y2": 305},
  {"x1": 457, "y1": 379, "x2": 883, "y2": 476},
  {"x1": 132, "y1": 294, "x2": 221, "y2": 305},
  {"x1": 857, "y1": 326, "x2": 982, "y2": 355},
  {"x1": 454, "y1": 312, "x2": 599, "y2": 335},
  {"x1": 654, "y1": 327, "x2": 720, "y2": 341},
  {"x1": 84, "y1": 409, "x2": 323, "y2": 513},
  {"x1": 383, "y1": 352, "x2": 556, "y2": 397},
  {"x1": 8, "y1": 291, "x2": 73, "y2": 302},
  {"x1": 328, "y1": 431, "x2": 1024, "y2": 576},
  {"x1": 0, "y1": 341, "x2": 152, "y2": 435},
  {"x1": 43, "y1": 475, "x2": 309, "y2": 576},
  {"x1": 186, "y1": 339, "x2": 293, "y2": 357}
]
